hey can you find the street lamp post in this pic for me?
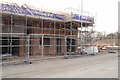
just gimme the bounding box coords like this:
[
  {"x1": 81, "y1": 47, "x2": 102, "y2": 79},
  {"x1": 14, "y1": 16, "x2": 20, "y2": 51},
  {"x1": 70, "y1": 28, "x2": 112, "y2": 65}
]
[{"x1": 80, "y1": 0, "x2": 83, "y2": 50}]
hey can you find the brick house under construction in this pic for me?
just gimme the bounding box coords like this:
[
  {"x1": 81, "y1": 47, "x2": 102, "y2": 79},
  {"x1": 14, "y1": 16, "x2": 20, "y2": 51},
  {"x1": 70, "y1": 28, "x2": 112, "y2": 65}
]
[{"x1": 1, "y1": 3, "x2": 94, "y2": 57}]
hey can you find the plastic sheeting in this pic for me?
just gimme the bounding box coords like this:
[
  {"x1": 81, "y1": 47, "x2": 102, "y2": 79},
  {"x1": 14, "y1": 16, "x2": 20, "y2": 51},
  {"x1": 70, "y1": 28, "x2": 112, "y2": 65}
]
[{"x1": 82, "y1": 46, "x2": 98, "y2": 54}]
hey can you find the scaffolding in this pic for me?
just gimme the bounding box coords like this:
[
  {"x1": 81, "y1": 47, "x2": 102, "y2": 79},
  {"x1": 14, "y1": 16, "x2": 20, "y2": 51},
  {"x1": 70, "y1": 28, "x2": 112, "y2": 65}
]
[
  {"x1": 1, "y1": 2, "x2": 95, "y2": 64},
  {"x1": 65, "y1": 6, "x2": 95, "y2": 56}
]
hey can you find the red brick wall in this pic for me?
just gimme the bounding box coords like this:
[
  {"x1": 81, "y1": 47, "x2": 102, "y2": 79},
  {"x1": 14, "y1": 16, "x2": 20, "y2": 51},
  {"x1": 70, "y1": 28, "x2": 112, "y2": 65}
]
[
  {"x1": 18, "y1": 20, "x2": 78, "y2": 57},
  {"x1": 19, "y1": 36, "x2": 25, "y2": 57},
  {"x1": 18, "y1": 36, "x2": 77, "y2": 57},
  {"x1": 61, "y1": 39, "x2": 65, "y2": 55}
]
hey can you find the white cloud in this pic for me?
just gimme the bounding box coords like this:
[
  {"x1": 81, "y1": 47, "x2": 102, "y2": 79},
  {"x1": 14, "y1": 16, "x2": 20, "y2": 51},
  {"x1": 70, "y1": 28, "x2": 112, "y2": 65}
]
[{"x1": 1, "y1": 0, "x2": 119, "y2": 34}]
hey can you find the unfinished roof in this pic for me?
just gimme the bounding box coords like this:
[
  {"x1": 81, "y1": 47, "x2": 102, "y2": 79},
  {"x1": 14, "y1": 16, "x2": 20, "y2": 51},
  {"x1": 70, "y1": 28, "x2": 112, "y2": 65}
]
[{"x1": 0, "y1": 2, "x2": 94, "y2": 23}]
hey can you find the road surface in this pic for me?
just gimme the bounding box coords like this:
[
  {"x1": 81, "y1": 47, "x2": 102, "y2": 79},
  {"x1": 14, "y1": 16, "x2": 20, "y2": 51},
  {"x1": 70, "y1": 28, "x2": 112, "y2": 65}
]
[{"x1": 2, "y1": 52, "x2": 118, "y2": 78}]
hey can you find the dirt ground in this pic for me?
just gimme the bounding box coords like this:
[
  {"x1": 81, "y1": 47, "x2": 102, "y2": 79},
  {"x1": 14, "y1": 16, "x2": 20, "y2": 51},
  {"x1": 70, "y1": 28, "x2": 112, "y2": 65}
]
[{"x1": 2, "y1": 52, "x2": 118, "y2": 78}]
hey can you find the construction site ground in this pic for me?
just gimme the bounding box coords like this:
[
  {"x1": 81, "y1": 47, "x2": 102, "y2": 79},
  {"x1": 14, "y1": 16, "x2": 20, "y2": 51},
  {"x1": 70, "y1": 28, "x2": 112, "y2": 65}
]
[{"x1": 2, "y1": 51, "x2": 118, "y2": 78}]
